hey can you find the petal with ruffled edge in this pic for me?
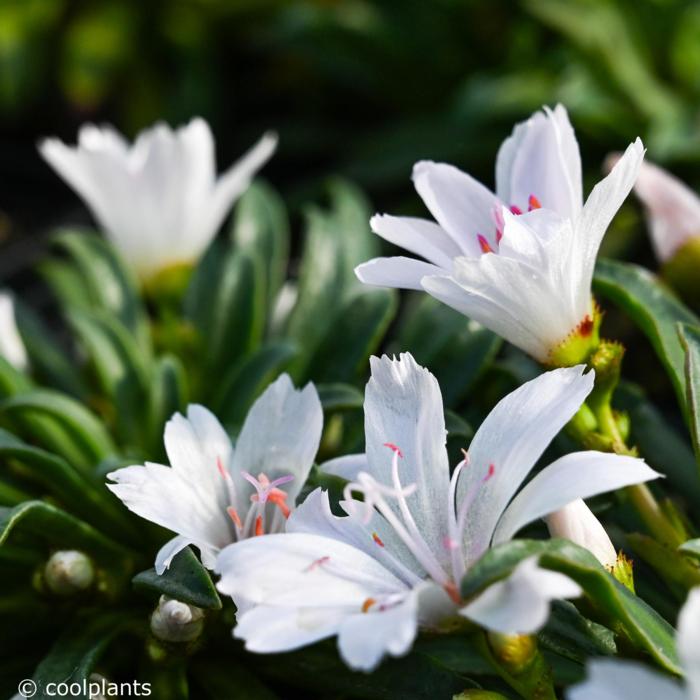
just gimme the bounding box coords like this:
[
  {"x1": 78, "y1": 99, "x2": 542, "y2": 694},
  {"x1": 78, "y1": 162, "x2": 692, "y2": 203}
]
[
  {"x1": 677, "y1": 586, "x2": 700, "y2": 699},
  {"x1": 492, "y1": 451, "x2": 660, "y2": 545},
  {"x1": 456, "y1": 366, "x2": 594, "y2": 564},
  {"x1": 496, "y1": 104, "x2": 583, "y2": 221},
  {"x1": 460, "y1": 556, "x2": 582, "y2": 634},
  {"x1": 231, "y1": 373, "x2": 323, "y2": 506},
  {"x1": 567, "y1": 659, "x2": 686, "y2": 700},
  {"x1": 363, "y1": 353, "x2": 452, "y2": 570}
]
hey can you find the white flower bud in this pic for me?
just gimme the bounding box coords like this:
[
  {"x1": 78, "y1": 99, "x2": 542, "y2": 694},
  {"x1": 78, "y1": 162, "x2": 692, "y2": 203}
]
[
  {"x1": 546, "y1": 499, "x2": 617, "y2": 569},
  {"x1": 44, "y1": 550, "x2": 94, "y2": 595},
  {"x1": 150, "y1": 595, "x2": 204, "y2": 643}
]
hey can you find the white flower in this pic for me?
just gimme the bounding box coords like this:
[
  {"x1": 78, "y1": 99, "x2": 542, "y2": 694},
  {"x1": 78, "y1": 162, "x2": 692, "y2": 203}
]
[
  {"x1": 216, "y1": 353, "x2": 659, "y2": 671},
  {"x1": 568, "y1": 586, "x2": 700, "y2": 700},
  {"x1": 546, "y1": 499, "x2": 617, "y2": 569},
  {"x1": 107, "y1": 374, "x2": 322, "y2": 573},
  {"x1": 622, "y1": 157, "x2": 700, "y2": 263},
  {"x1": 39, "y1": 118, "x2": 277, "y2": 280},
  {"x1": 0, "y1": 292, "x2": 28, "y2": 371},
  {"x1": 356, "y1": 105, "x2": 644, "y2": 363}
]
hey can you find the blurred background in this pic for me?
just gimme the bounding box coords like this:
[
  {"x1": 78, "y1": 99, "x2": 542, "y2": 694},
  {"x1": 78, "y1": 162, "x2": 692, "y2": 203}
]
[{"x1": 2, "y1": 0, "x2": 700, "y2": 274}]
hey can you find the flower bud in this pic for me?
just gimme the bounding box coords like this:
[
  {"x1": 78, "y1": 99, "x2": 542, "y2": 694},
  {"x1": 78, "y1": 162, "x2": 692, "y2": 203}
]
[
  {"x1": 546, "y1": 500, "x2": 617, "y2": 569},
  {"x1": 486, "y1": 632, "x2": 537, "y2": 674},
  {"x1": 44, "y1": 550, "x2": 94, "y2": 595},
  {"x1": 150, "y1": 595, "x2": 204, "y2": 643}
]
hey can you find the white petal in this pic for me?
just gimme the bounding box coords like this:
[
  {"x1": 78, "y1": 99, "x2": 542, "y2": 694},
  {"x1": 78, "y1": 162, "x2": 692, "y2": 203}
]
[
  {"x1": 337, "y1": 590, "x2": 419, "y2": 671},
  {"x1": 567, "y1": 659, "x2": 686, "y2": 700},
  {"x1": 235, "y1": 603, "x2": 348, "y2": 654},
  {"x1": 545, "y1": 500, "x2": 617, "y2": 569},
  {"x1": 363, "y1": 353, "x2": 452, "y2": 569},
  {"x1": 576, "y1": 138, "x2": 645, "y2": 290},
  {"x1": 459, "y1": 556, "x2": 581, "y2": 634},
  {"x1": 288, "y1": 489, "x2": 423, "y2": 586},
  {"x1": 206, "y1": 131, "x2": 278, "y2": 238},
  {"x1": 496, "y1": 104, "x2": 582, "y2": 220},
  {"x1": 0, "y1": 293, "x2": 28, "y2": 371},
  {"x1": 232, "y1": 374, "x2": 323, "y2": 505},
  {"x1": 106, "y1": 462, "x2": 230, "y2": 556},
  {"x1": 319, "y1": 454, "x2": 368, "y2": 481},
  {"x1": 412, "y1": 161, "x2": 501, "y2": 256},
  {"x1": 370, "y1": 214, "x2": 460, "y2": 269},
  {"x1": 493, "y1": 451, "x2": 660, "y2": 546},
  {"x1": 629, "y1": 158, "x2": 700, "y2": 262},
  {"x1": 215, "y1": 532, "x2": 408, "y2": 608},
  {"x1": 155, "y1": 535, "x2": 192, "y2": 574},
  {"x1": 677, "y1": 586, "x2": 700, "y2": 698},
  {"x1": 355, "y1": 256, "x2": 445, "y2": 291},
  {"x1": 457, "y1": 366, "x2": 594, "y2": 563}
]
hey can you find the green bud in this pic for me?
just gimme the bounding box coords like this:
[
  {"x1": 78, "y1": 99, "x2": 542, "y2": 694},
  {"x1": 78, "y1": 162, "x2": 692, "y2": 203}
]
[
  {"x1": 487, "y1": 632, "x2": 537, "y2": 674},
  {"x1": 150, "y1": 595, "x2": 204, "y2": 643},
  {"x1": 662, "y1": 236, "x2": 700, "y2": 308},
  {"x1": 44, "y1": 550, "x2": 94, "y2": 596},
  {"x1": 611, "y1": 552, "x2": 635, "y2": 593}
]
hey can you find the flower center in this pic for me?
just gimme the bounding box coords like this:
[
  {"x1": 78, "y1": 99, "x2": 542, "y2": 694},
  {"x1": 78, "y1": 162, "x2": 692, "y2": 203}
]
[{"x1": 482, "y1": 194, "x2": 542, "y2": 253}]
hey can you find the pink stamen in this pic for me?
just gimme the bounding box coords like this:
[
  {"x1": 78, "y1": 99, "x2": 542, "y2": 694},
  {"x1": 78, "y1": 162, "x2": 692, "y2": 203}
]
[
  {"x1": 477, "y1": 234, "x2": 493, "y2": 254},
  {"x1": 216, "y1": 456, "x2": 228, "y2": 479},
  {"x1": 510, "y1": 205, "x2": 523, "y2": 215},
  {"x1": 528, "y1": 194, "x2": 541, "y2": 211},
  {"x1": 226, "y1": 506, "x2": 242, "y2": 529},
  {"x1": 268, "y1": 489, "x2": 291, "y2": 519},
  {"x1": 496, "y1": 228, "x2": 503, "y2": 244},
  {"x1": 383, "y1": 442, "x2": 403, "y2": 458},
  {"x1": 443, "y1": 536, "x2": 459, "y2": 551},
  {"x1": 484, "y1": 463, "x2": 495, "y2": 481},
  {"x1": 362, "y1": 597, "x2": 376, "y2": 613},
  {"x1": 305, "y1": 555, "x2": 330, "y2": 572},
  {"x1": 254, "y1": 515, "x2": 264, "y2": 537}
]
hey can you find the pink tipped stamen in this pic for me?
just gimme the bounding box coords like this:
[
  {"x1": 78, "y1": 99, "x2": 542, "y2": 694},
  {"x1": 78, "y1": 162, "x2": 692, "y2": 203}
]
[
  {"x1": 477, "y1": 234, "x2": 493, "y2": 254},
  {"x1": 484, "y1": 463, "x2": 495, "y2": 481},
  {"x1": 443, "y1": 536, "x2": 459, "y2": 551},
  {"x1": 528, "y1": 194, "x2": 541, "y2": 211},
  {"x1": 254, "y1": 515, "x2": 264, "y2": 537},
  {"x1": 510, "y1": 204, "x2": 523, "y2": 215},
  {"x1": 383, "y1": 442, "x2": 403, "y2": 458},
  {"x1": 216, "y1": 456, "x2": 228, "y2": 479},
  {"x1": 372, "y1": 532, "x2": 385, "y2": 547}
]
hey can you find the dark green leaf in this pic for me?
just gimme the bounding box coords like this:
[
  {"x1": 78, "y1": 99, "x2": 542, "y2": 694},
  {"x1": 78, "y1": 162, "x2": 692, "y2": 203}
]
[
  {"x1": 211, "y1": 341, "x2": 297, "y2": 426},
  {"x1": 679, "y1": 323, "x2": 700, "y2": 475},
  {"x1": 132, "y1": 545, "x2": 222, "y2": 609},
  {"x1": 461, "y1": 538, "x2": 680, "y2": 674},
  {"x1": 317, "y1": 383, "x2": 364, "y2": 411},
  {"x1": 0, "y1": 355, "x2": 32, "y2": 397},
  {"x1": 147, "y1": 354, "x2": 188, "y2": 455},
  {"x1": 1, "y1": 390, "x2": 116, "y2": 471},
  {"x1": 594, "y1": 259, "x2": 700, "y2": 415}
]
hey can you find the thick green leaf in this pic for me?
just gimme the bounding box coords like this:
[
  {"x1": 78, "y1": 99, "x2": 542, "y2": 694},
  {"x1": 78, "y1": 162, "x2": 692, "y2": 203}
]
[
  {"x1": 0, "y1": 355, "x2": 33, "y2": 397},
  {"x1": 594, "y1": 259, "x2": 700, "y2": 415},
  {"x1": 0, "y1": 429, "x2": 136, "y2": 540},
  {"x1": 679, "y1": 323, "x2": 700, "y2": 475},
  {"x1": 0, "y1": 501, "x2": 134, "y2": 573},
  {"x1": 52, "y1": 229, "x2": 150, "y2": 350},
  {"x1": 396, "y1": 295, "x2": 501, "y2": 407},
  {"x1": 461, "y1": 539, "x2": 680, "y2": 674},
  {"x1": 132, "y1": 545, "x2": 221, "y2": 609},
  {"x1": 679, "y1": 538, "x2": 700, "y2": 559},
  {"x1": 211, "y1": 341, "x2": 297, "y2": 426},
  {"x1": 231, "y1": 180, "x2": 290, "y2": 322},
  {"x1": 68, "y1": 309, "x2": 151, "y2": 448},
  {"x1": 317, "y1": 383, "x2": 364, "y2": 411},
  {"x1": 147, "y1": 354, "x2": 188, "y2": 455},
  {"x1": 187, "y1": 244, "x2": 266, "y2": 381},
  {"x1": 1, "y1": 390, "x2": 116, "y2": 471},
  {"x1": 13, "y1": 299, "x2": 87, "y2": 398},
  {"x1": 305, "y1": 288, "x2": 397, "y2": 384},
  {"x1": 32, "y1": 612, "x2": 139, "y2": 700}
]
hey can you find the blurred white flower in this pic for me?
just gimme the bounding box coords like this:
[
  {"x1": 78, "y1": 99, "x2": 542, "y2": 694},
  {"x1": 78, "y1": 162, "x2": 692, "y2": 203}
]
[
  {"x1": 568, "y1": 586, "x2": 700, "y2": 700},
  {"x1": 107, "y1": 374, "x2": 322, "y2": 573},
  {"x1": 622, "y1": 157, "x2": 700, "y2": 263},
  {"x1": 39, "y1": 118, "x2": 277, "y2": 280},
  {"x1": 546, "y1": 499, "x2": 617, "y2": 569},
  {"x1": 356, "y1": 105, "x2": 644, "y2": 363},
  {"x1": 0, "y1": 292, "x2": 28, "y2": 370},
  {"x1": 216, "y1": 353, "x2": 658, "y2": 671}
]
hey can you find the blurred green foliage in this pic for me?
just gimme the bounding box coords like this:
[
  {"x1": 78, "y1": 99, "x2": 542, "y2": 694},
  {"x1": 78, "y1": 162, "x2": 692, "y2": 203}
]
[{"x1": 3, "y1": 0, "x2": 700, "y2": 209}]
